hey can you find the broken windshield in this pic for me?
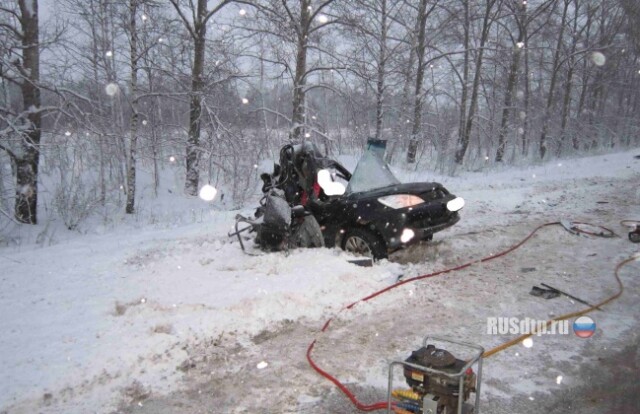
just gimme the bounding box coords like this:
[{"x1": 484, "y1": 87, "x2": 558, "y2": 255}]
[{"x1": 346, "y1": 139, "x2": 400, "y2": 194}]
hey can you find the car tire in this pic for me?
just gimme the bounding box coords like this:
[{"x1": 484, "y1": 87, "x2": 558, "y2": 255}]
[
  {"x1": 342, "y1": 228, "x2": 388, "y2": 260},
  {"x1": 292, "y1": 215, "x2": 325, "y2": 248}
]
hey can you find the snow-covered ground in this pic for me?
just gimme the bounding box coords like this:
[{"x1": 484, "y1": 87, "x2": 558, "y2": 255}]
[{"x1": 1, "y1": 150, "x2": 639, "y2": 414}]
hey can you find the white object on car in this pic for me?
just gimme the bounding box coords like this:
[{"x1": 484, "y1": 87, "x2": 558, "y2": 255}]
[
  {"x1": 317, "y1": 169, "x2": 346, "y2": 196},
  {"x1": 446, "y1": 197, "x2": 465, "y2": 212}
]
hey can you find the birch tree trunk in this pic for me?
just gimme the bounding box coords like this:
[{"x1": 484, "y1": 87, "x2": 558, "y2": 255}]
[
  {"x1": 169, "y1": 0, "x2": 216, "y2": 195},
  {"x1": 125, "y1": 0, "x2": 139, "y2": 213},
  {"x1": 457, "y1": 0, "x2": 497, "y2": 165},
  {"x1": 454, "y1": 0, "x2": 470, "y2": 164},
  {"x1": 557, "y1": 0, "x2": 580, "y2": 156},
  {"x1": 539, "y1": 0, "x2": 569, "y2": 159},
  {"x1": 14, "y1": 0, "x2": 41, "y2": 224},
  {"x1": 291, "y1": 0, "x2": 311, "y2": 142},
  {"x1": 496, "y1": 2, "x2": 526, "y2": 162},
  {"x1": 374, "y1": 0, "x2": 388, "y2": 140},
  {"x1": 522, "y1": 19, "x2": 530, "y2": 156},
  {"x1": 407, "y1": 0, "x2": 428, "y2": 163}
]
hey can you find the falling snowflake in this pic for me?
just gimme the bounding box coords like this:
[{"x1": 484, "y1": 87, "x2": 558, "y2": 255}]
[
  {"x1": 522, "y1": 337, "x2": 533, "y2": 348},
  {"x1": 590, "y1": 52, "x2": 606, "y2": 66},
  {"x1": 304, "y1": 133, "x2": 311, "y2": 138},
  {"x1": 141, "y1": 14, "x2": 148, "y2": 21},
  {"x1": 318, "y1": 15, "x2": 328, "y2": 23},
  {"x1": 516, "y1": 42, "x2": 525, "y2": 49},
  {"x1": 142, "y1": 120, "x2": 148, "y2": 126},
  {"x1": 105, "y1": 50, "x2": 113, "y2": 57},
  {"x1": 199, "y1": 185, "x2": 217, "y2": 201},
  {"x1": 105, "y1": 83, "x2": 119, "y2": 96},
  {"x1": 257, "y1": 361, "x2": 268, "y2": 369},
  {"x1": 239, "y1": 8, "x2": 246, "y2": 16},
  {"x1": 65, "y1": 131, "x2": 71, "y2": 136},
  {"x1": 242, "y1": 98, "x2": 249, "y2": 104},
  {"x1": 169, "y1": 156, "x2": 176, "y2": 163},
  {"x1": 556, "y1": 375, "x2": 563, "y2": 384}
]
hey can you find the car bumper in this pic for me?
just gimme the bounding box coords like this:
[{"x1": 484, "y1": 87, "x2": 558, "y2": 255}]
[{"x1": 384, "y1": 211, "x2": 460, "y2": 250}]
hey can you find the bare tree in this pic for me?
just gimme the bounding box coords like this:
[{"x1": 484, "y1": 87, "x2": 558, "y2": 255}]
[
  {"x1": 287, "y1": 0, "x2": 338, "y2": 141},
  {"x1": 244, "y1": 0, "x2": 340, "y2": 143},
  {"x1": 125, "y1": 0, "x2": 140, "y2": 213},
  {"x1": 495, "y1": 0, "x2": 525, "y2": 162},
  {"x1": 556, "y1": 0, "x2": 588, "y2": 156},
  {"x1": 406, "y1": 0, "x2": 430, "y2": 163},
  {"x1": 495, "y1": 0, "x2": 555, "y2": 161},
  {"x1": 0, "y1": 0, "x2": 42, "y2": 223},
  {"x1": 455, "y1": 0, "x2": 500, "y2": 164},
  {"x1": 169, "y1": 0, "x2": 232, "y2": 195},
  {"x1": 539, "y1": 0, "x2": 569, "y2": 159}
]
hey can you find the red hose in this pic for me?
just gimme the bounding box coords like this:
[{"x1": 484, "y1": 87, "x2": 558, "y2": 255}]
[
  {"x1": 306, "y1": 222, "x2": 561, "y2": 411},
  {"x1": 306, "y1": 340, "x2": 388, "y2": 411}
]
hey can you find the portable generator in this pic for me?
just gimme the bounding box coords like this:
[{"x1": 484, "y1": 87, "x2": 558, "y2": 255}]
[
  {"x1": 621, "y1": 220, "x2": 640, "y2": 243},
  {"x1": 387, "y1": 337, "x2": 484, "y2": 414},
  {"x1": 629, "y1": 227, "x2": 640, "y2": 243}
]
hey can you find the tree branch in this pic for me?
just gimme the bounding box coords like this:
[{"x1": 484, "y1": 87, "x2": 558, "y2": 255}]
[
  {"x1": 169, "y1": 0, "x2": 197, "y2": 40},
  {"x1": 0, "y1": 142, "x2": 18, "y2": 161}
]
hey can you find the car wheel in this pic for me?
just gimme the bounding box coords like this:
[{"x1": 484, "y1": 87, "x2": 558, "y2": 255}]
[{"x1": 342, "y1": 228, "x2": 388, "y2": 260}]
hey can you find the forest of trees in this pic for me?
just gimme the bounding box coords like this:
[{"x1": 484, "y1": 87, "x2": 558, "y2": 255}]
[{"x1": 1, "y1": 0, "x2": 639, "y2": 225}]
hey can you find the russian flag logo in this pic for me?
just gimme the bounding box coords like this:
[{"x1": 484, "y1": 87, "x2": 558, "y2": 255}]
[{"x1": 573, "y1": 316, "x2": 596, "y2": 338}]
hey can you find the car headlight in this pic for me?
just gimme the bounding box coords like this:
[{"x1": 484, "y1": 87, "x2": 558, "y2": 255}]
[
  {"x1": 446, "y1": 197, "x2": 465, "y2": 212},
  {"x1": 378, "y1": 194, "x2": 424, "y2": 209}
]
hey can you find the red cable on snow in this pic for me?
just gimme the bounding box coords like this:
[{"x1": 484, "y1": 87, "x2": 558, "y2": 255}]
[
  {"x1": 306, "y1": 340, "x2": 388, "y2": 412},
  {"x1": 306, "y1": 221, "x2": 560, "y2": 411}
]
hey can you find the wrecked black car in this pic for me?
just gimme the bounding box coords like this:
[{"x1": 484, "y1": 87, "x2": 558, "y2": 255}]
[{"x1": 251, "y1": 139, "x2": 464, "y2": 260}]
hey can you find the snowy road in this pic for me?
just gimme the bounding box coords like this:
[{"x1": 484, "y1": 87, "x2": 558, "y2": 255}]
[{"x1": 1, "y1": 151, "x2": 639, "y2": 413}]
